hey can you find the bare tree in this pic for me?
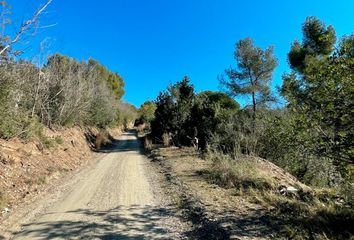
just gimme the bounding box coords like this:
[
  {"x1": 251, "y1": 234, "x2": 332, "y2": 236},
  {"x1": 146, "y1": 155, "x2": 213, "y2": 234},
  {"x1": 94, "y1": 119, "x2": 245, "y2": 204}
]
[{"x1": 0, "y1": 0, "x2": 53, "y2": 58}]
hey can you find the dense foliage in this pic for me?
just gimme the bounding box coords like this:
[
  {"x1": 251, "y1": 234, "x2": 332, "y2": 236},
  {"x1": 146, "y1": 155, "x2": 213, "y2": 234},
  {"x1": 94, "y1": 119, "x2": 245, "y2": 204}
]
[
  {"x1": 150, "y1": 77, "x2": 240, "y2": 149},
  {"x1": 0, "y1": 54, "x2": 134, "y2": 139},
  {"x1": 151, "y1": 76, "x2": 196, "y2": 146},
  {"x1": 282, "y1": 17, "x2": 354, "y2": 179},
  {"x1": 136, "y1": 101, "x2": 157, "y2": 125},
  {"x1": 0, "y1": 1, "x2": 135, "y2": 138}
]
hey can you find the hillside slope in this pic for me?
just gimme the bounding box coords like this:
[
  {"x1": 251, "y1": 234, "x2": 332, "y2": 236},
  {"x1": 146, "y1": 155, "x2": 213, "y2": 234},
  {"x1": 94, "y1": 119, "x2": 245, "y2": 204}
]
[
  {"x1": 148, "y1": 147, "x2": 353, "y2": 239},
  {"x1": 0, "y1": 127, "x2": 122, "y2": 224}
]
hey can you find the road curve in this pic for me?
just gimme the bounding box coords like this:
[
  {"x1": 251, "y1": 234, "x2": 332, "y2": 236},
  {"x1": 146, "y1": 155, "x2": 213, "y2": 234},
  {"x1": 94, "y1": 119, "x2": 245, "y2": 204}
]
[{"x1": 13, "y1": 132, "x2": 174, "y2": 239}]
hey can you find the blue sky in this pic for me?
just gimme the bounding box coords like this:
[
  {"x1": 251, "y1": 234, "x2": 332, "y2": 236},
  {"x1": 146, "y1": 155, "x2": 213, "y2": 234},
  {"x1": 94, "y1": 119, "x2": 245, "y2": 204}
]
[{"x1": 8, "y1": 0, "x2": 354, "y2": 107}]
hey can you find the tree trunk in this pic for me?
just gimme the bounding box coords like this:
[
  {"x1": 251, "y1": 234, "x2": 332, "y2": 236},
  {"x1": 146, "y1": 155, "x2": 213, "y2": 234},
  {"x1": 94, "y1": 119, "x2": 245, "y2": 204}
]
[{"x1": 252, "y1": 92, "x2": 256, "y2": 133}]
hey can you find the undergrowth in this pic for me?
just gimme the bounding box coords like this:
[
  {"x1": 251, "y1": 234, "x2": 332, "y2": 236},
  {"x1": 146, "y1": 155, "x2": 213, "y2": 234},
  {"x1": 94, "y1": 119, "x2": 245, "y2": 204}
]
[
  {"x1": 206, "y1": 151, "x2": 275, "y2": 191},
  {"x1": 94, "y1": 129, "x2": 112, "y2": 149},
  {"x1": 205, "y1": 150, "x2": 354, "y2": 239}
]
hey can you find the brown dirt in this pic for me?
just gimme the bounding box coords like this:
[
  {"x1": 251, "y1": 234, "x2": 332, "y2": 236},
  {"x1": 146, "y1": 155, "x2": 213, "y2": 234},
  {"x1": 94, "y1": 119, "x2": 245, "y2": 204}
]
[
  {"x1": 0, "y1": 127, "x2": 122, "y2": 230},
  {"x1": 148, "y1": 147, "x2": 310, "y2": 239},
  {"x1": 1, "y1": 131, "x2": 187, "y2": 239}
]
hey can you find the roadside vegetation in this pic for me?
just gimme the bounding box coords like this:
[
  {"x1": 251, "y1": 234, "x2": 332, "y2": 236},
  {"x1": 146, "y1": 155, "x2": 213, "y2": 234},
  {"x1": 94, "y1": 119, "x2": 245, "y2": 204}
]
[
  {"x1": 0, "y1": 1, "x2": 137, "y2": 145},
  {"x1": 1, "y1": 1, "x2": 353, "y2": 238},
  {"x1": 140, "y1": 17, "x2": 354, "y2": 239},
  {"x1": 0, "y1": 1, "x2": 136, "y2": 216}
]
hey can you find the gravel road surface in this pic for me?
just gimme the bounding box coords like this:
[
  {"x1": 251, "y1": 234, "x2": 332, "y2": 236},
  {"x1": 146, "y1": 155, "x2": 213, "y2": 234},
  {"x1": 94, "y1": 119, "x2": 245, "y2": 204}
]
[{"x1": 13, "y1": 132, "x2": 178, "y2": 239}]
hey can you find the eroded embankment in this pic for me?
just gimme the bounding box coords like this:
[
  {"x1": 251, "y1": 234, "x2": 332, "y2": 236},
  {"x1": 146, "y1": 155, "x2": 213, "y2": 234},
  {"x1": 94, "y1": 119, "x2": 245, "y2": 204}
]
[{"x1": 0, "y1": 127, "x2": 122, "y2": 224}]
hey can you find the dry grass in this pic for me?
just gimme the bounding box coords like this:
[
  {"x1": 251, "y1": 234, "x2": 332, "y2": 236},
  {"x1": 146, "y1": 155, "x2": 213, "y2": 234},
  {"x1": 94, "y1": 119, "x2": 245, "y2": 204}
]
[
  {"x1": 144, "y1": 136, "x2": 153, "y2": 151},
  {"x1": 243, "y1": 180, "x2": 354, "y2": 239},
  {"x1": 94, "y1": 129, "x2": 111, "y2": 149},
  {"x1": 162, "y1": 148, "x2": 354, "y2": 239},
  {"x1": 0, "y1": 190, "x2": 9, "y2": 210},
  {"x1": 37, "y1": 175, "x2": 47, "y2": 185},
  {"x1": 263, "y1": 193, "x2": 354, "y2": 239},
  {"x1": 206, "y1": 151, "x2": 276, "y2": 191},
  {"x1": 162, "y1": 132, "x2": 170, "y2": 147},
  {"x1": 136, "y1": 123, "x2": 149, "y2": 137}
]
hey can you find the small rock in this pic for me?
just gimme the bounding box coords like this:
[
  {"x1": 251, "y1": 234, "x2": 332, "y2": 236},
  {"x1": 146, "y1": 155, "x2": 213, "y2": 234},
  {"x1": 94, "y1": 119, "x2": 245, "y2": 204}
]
[
  {"x1": 335, "y1": 198, "x2": 345, "y2": 206},
  {"x1": 2, "y1": 207, "x2": 10, "y2": 214},
  {"x1": 286, "y1": 186, "x2": 298, "y2": 192},
  {"x1": 279, "y1": 185, "x2": 299, "y2": 196}
]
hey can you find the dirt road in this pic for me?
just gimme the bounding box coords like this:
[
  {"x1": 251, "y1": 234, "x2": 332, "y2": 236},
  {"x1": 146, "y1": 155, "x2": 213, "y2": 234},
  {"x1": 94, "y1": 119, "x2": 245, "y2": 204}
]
[{"x1": 11, "y1": 132, "x2": 180, "y2": 239}]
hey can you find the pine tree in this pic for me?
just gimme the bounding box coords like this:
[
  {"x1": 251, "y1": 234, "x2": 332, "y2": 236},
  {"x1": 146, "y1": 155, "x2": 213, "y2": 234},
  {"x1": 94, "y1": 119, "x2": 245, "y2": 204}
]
[{"x1": 220, "y1": 37, "x2": 278, "y2": 132}]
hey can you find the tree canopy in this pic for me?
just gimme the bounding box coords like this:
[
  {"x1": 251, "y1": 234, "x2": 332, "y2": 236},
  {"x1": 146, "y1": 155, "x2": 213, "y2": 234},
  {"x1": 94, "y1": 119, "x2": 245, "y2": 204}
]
[
  {"x1": 282, "y1": 17, "x2": 354, "y2": 176},
  {"x1": 220, "y1": 37, "x2": 278, "y2": 131}
]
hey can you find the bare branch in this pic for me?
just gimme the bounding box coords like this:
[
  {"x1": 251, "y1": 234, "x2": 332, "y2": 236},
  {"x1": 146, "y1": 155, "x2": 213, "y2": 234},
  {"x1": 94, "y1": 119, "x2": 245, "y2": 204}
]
[{"x1": 0, "y1": 0, "x2": 53, "y2": 57}]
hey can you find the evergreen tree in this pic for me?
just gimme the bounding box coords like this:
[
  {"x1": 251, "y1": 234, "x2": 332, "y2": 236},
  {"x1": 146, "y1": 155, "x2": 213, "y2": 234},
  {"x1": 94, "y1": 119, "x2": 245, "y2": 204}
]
[
  {"x1": 282, "y1": 17, "x2": 354, "y2": 176},
  {"x1": 220, "y1": 37, "x2": 278, "y2": 131},
  {"x1": 137, "y1": 101, "x2": 157, "y2": 124}
]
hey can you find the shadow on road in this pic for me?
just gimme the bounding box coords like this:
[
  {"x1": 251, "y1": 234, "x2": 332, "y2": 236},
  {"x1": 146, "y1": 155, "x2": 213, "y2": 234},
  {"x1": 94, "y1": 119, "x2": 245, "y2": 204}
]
[
  {"x1": 13, "y1": 205, "x2": 177, "y2": 239},
  {"x1": 93, "y1": 130, "x2": 145, "y2": 154}
]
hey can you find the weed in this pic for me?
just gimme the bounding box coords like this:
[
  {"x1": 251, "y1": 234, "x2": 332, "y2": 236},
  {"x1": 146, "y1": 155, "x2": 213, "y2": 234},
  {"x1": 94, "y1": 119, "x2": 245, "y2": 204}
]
[
  {"x1": 162, "y1": 132, "x2": 170, "y2": 147},
  {"x1": 24, "y1": 178, "x2": 34, "y2": 186},
  {"x1": 144, "y1": 136, "x2": 153, "y2": 151},
  {"x1": 59, "y1": 167, "x2": 70, "y2": 173},
  {"x1": 0, "y1": 190, "x2": 9, "y2": 209},
  {"x1": 55, "y1": 136, "x2": 64, "y2": 144},
  {"x1": 21, "y1": 118, "x2": 43, "y2": 141},
  {"x1": 95, "y1": 129, "x2": 111, "y2": 149},
  {"x1": 47, "y1": 166, "x2": 56, "y2": 173},
  {"x1": 37, "y1": 175, "x2": 47, "y2": 185},
  {"x1": 7, "y1": 157, "x2": 15, "y2": 165},
  {"x1": 41, "y1": 137, "x2": 56, "y2": 149}
]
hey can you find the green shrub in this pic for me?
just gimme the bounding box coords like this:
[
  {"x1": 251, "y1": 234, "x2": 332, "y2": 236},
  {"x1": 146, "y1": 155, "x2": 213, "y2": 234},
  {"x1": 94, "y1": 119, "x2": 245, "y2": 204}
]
[
  {"x1": 55, "y1": 136, "x2": 64, "y2": 144},
  {"x1": 257, "y1": 110, "x2": 343, "y2": 187},
  {"x1": 37, "y1": 175, "x2": 47, "y2": 185}
]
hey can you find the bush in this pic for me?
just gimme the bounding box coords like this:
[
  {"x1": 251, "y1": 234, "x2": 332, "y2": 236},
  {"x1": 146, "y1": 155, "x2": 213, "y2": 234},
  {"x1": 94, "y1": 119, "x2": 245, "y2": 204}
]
[
  {"x1": 137, "y1": 101, "x2": 157, "y2": 124},
  {"x1": 0, "y1": 63, "x2": 32, "y2": 139},
  {"x1": 162, "y1": 132, "x2": 171, "y2": 147},
  {"x1": 144, "y1": 136, "x2": 153, "y2": 151},
  {"x1": 256, "y1": 109, "x2": 343, "y2": 187},
  {"x1": 0, "y1": 54, "x2": 132, "y2": 141},
  {"x1": 206, "y1": 151, "x2": 274, "y2": 191},
  {"x1": 208, "y1": 109, "x2": 263, "y2": 158},
  {"x1": 94, "y1": 129, "x2": 112, "y2": 149},
  {"x1": 55, "y1": 136, "x2": 64, "y2": 144}
]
